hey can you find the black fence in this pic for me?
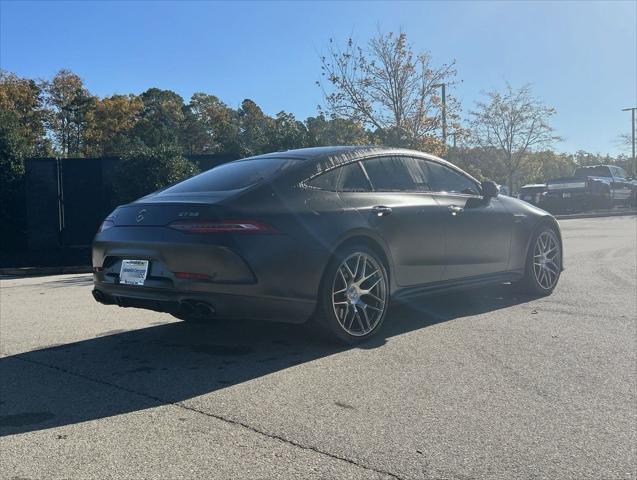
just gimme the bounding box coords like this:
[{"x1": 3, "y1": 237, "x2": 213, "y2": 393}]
[{"x1": 0, "y1": 154, "x2": 237, "y2": 268}]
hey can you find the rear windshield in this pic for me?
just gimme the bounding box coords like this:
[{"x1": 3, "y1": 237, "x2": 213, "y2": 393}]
[
  {"x1": 574, "y1": 166, "x2": 611, "y2": 178},
  {"x1": 159, "y1": 157, "x2": 298, "y2": 194}
]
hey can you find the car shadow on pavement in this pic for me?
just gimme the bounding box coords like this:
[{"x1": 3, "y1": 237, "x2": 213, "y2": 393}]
[{"x1": 0, "y1": 284, "x2": 533, "y2": 437}]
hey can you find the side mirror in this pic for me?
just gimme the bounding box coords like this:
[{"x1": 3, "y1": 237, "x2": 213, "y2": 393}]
[{"x1": 481, "y1": 180, "x2": 500, "y2": 198}]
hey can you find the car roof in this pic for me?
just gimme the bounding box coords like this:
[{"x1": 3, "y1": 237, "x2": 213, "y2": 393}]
[
  {"x1": 240, "y1": 145, "x2": 476, "y2": 180},
  {"x1": 249, "y1": 145, "x2": 442, "y2": 162}
]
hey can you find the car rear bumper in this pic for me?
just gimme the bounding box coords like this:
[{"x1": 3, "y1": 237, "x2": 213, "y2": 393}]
[
  {"x1": 92, "y1": 281, "x2": 315, "y2": 323},
  {"x1": 92, "y1": 225, "x2": 327, "y2": 323}
]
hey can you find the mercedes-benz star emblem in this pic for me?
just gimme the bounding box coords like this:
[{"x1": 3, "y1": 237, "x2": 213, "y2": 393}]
[{"x1": 136, "y1": 209, "x2": 147, "y2": 223}]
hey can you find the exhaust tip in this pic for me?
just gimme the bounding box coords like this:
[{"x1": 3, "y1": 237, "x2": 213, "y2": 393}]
[
  {"x1": 180, "y1": 300, "x2": 215, "y2": 318},
  {"x1": 194, "y1": 302, "x2": 215, "y2": 316}
]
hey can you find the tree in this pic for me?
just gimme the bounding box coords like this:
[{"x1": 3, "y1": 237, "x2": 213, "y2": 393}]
[
  {"x1": 0, "y1": 70, "x2": 50, "y2": 155},
  {"x1": 268, "y1": 111, "x2": 308, "y2": 151},
  {"x1": 86, "y1": 94, "x2": 143, "y2": 156},
  {"x1": 305, "y1": 114, "x2": 370, "y2": 146},
  {"x1": 237, "y1": 99, "x2": 274, "y2": 156},
  {"x1": 0, "y1": 71, "x2": 49, "y2": 248},
  {"x1": 617, "y1": 133, "x2": 636, "y2": 175},
  {"x1": 318, "y1": 31, "x2": 458, "y2": 155},
  {"x1": 572, "y1": 150, "x2": 614, "y2": 167},
  {"x1": 42, "y1": 69, "x2": 95, "y2": 156},
  {"x1": 133, "y1": 88, "x2": 186, "y2": 148},
  {"x1": 0, "y1": 108, "x2": 31, "y2": 247},
  {"x1": 469, "y1": 84, "x2": 561, "y2": 192},
  {"x1": 186, "y1": 93, "x2": 240, "y2": 155},
  {"x1": 114, "y1": 144, "x2": 199, "y2": 203},
  {"x1": 0, "y1": 108, "x2": 29, "y2": 185},
  {"x1": 520, "y1": 150, "x2": 574, "y2": 185}
]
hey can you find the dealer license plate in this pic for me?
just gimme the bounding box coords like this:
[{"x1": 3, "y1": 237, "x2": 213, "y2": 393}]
[{"x1": 120, "y1": 260, "x2": 149, "y2": 286}]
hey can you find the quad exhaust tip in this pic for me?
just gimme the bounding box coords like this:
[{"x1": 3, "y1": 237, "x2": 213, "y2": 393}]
[{"x1": 92, "y1": 289, "x2": 215, "y2": 317}]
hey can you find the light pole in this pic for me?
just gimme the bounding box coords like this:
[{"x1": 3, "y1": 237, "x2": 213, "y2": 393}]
[
  {"x1": 433, "y1": 83, "x2": 446, "y2": 144},
  {"x1": 622, "y1": 107, "x2": 636, "y2": 176}
]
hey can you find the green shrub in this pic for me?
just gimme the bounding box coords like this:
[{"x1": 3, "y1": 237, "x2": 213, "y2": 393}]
[{"x1": 114, "y1": 144, "x2": 199, "y2": 203}]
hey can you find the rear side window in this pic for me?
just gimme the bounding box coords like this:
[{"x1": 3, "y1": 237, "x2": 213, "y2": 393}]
[
  {"x1": 340, "y1": 162, "x2": 372, "y2": 192},
  {"x1": 361, "y1": 156, "x2": 430, "y2": 192},
  {"x1": 307, "y1": 168, "x2": 341, "y2": 191},
  {"x1": 159, "y1": 158, "x2": 298, "y2": 194}
]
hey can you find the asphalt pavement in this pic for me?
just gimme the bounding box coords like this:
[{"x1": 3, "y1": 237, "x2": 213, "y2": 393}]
[{"x1": 1, "y1": 216, "x2": 635, "y2": 479}]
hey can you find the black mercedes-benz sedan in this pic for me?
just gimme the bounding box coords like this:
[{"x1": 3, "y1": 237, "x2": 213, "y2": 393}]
[{"x1": 92, "y1": 146, "x2": 563, "y2": 343}]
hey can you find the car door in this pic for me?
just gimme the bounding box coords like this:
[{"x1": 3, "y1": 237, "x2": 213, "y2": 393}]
[
  {"x1": 422, "y1": 159, "x2": 513, "y2": 280},
  {"x1": 337, "y1": 156, "x2": 447, "y2": 287},
  {"x1": 610, "y1": 166, "x2": 632, "y2": 202}
]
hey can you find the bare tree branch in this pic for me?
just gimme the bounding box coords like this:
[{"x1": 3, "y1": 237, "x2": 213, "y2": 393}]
[
  {"x1": 469, "y1": 83, "x2": 562, "y2": 192},
  {"x1": 318, "y1": 31, "x2": 458, "y2": 154}
]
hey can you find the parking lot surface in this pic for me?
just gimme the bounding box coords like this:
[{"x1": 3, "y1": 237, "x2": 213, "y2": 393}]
[{"x1": 1, "y1": 216, "x2": 635, "y2": 479}]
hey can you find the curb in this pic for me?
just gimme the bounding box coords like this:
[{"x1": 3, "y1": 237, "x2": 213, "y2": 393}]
[
  {"x1": 554, "y1": 210, "x2": 637, "y2": 220},
  {"x1": 0, "y1": 266, "x2": 92, "y2": 278}
]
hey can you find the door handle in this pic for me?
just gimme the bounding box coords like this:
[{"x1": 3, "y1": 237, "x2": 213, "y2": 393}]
[
  {"x1": 372, "y1": 206, "x2": 392, "y2": 217},
  {"x1": 448, "y1": 205, "x2": 464, "y2": 215}
]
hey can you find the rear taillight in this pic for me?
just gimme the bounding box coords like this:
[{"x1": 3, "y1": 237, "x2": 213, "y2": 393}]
[
  {"x1": 98, "y1": 219, "x2": 115, "y2": 233},
  {"x1": 168, "y1": 219, "x2": 278, "y2": 234}
]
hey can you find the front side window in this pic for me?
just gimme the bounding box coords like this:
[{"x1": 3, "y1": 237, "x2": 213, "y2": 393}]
[
  {"x1": 425, "y1": 161, "x2": 480, "y2": 195},
  {"x1": 613, "y1": 167, "x2": 627, "y2": 179},
  {"x1": 361, "y1": 156, "x2": 430, "y2": 192},
  {"x1": 159, "y1": 157, "x2": 298, "y2": 194}
]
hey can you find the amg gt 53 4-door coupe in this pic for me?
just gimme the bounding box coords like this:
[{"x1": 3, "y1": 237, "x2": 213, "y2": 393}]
[{"x1": 92, "y1": 146, "x2": 563, "y2": 343}]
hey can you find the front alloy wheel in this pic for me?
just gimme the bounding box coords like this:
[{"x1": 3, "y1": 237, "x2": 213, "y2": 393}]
[
  {"x1": 519, "y1": 226, "x2": 562, "y2": 295},
  {"x1": 532, "y1": 230, "x2": 561, "y2": 291}
]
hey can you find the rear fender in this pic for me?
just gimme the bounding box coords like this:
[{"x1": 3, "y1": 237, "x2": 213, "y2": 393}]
[{"x1": 328, "y1": 229, "x2": 398, "y2": 293}]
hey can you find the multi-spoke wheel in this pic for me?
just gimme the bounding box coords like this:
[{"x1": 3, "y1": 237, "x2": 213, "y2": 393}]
[
  {"x1": 532, "y1": 230, "x2": 561, "y2": 290},
  {"x1": 518, "y1": 226, "x2": 562, "y2": 295},
  {"x1": 316, "y1": 245, "x2": 389, "y2": 343}
]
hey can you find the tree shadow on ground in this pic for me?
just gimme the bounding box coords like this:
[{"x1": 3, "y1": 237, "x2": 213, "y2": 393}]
[{"x1": 0, "y1": 284, "x2": 534, "y2": 437}]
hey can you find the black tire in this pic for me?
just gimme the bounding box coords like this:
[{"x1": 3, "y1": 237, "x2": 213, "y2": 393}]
[
  {"x1": 314, "y1": 244, "x2": 390, "y2": 345},
  {"x1": 516, "y1": 225, "x2": 562, "y2": 296}
]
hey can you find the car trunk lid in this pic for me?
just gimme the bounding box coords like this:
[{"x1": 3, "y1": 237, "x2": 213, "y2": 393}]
[{"x1": 111, "y1": 192, "x2": 236, "y2": 226}]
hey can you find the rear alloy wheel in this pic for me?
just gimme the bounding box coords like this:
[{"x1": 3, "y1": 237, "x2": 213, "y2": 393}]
[
  {"x1": 519, "y1": 226, "x2": 562, "y2": 295},
  {"x1": 317, "y1": 246, "x2": 389, "y2": 344}
]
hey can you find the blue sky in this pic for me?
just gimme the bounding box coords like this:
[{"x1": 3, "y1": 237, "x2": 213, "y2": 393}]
[{"x1": 1, "y1": 0, "x2": 635, "y2": 155}]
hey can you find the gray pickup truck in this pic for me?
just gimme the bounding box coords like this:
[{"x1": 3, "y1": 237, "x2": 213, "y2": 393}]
[{"x1": 543, "y1": 165, "x2": 636, "y2": 213}]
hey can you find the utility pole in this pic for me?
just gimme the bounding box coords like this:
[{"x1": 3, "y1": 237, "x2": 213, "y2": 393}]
[
  {"x1": 622, "y1": 107, "x2": 636, "y2": 176},
  {"x1": 441, "y1": 83, "x2": 446, "y2": 145},
  {"x1": 433, "y1": 83, "x2": 447, "y2": 144}
]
